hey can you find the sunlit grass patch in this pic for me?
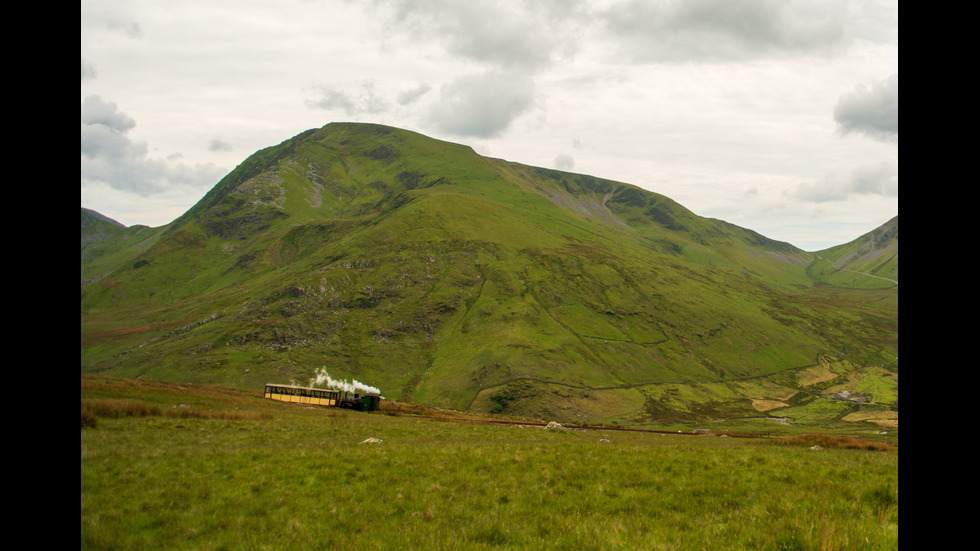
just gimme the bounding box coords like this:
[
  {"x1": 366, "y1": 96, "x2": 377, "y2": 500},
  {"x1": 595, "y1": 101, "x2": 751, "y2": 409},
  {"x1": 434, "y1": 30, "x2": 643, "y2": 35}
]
[
  {"x1": 797, "y1": 363, "x2": 838, "y2": 386},
  {"x1": 751, "y1": 399, "x2": 789, "y2": 412},
  {"x1": 842, "y1": 410, "x2": 899, "y2": 428}
]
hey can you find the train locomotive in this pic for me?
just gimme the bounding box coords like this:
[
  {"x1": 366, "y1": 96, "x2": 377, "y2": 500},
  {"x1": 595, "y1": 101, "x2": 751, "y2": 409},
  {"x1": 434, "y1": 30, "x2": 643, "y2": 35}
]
[{"x1": 339, "y1": 391, "x2": 382, "y2": 412}]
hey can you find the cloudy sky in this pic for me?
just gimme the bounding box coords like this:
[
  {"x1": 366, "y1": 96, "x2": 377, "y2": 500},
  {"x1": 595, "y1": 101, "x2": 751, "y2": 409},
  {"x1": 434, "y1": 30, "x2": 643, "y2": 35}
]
[{"x1": 81, "y1": 0, "x2": 897, "y2": 251}]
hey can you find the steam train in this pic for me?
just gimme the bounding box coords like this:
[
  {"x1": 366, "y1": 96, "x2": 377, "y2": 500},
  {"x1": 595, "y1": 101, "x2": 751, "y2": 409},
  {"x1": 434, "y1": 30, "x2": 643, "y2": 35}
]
[{"x1": 264, "y1": 383, "x2": 382, "y2": 412}]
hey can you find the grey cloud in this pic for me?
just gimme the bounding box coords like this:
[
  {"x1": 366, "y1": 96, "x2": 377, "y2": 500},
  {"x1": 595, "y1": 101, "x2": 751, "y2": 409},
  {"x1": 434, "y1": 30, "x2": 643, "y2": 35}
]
[
  {"x1": 791, "y1": 161, "x2": 897, "y2": 203},
  {"x1": 373, "y1": 0, "x2": 582, "y2": 71},
  {"x1": 107, "y1": 18, "x2": 144, "y2": 39},
  {"x1": 306, "y1": 87, "x2": 355, "y2": 113},
  {"x1": 437, "y1": 8, "x2": 559, "y2": 70},
  {"x1": 361, "y1": 1, "x2": 586, "y2": 137},
  {"x1": 397, "y1": 83, "x2": 432, "y2": 105},
  {"x1": 843, "y1": 0, "x2": 898, "y2": 44},
  {"x1": 374, "y1": 1, "x2": 852, "y2": 68},
  {"x1": 306, "y1": 80, "x2": 388, "y2": 115},
  {"x1": 81, "y1": 95, "x2": 136, "y2": 132},
  {"x1": 80, "y1": 121, "x2": 146, "y2": 163},
  {"x1": 81, "y1": 96, "x2": 224, "y2": 196},
  {"x1": 209, "y1": 139, "x2": 233, "y2": 152},
  {"x1": 554, "y1": 153, "x2": 575, "y2": 171},
  {"x1": 81, "y1": 58, "x2": 97, "y2": 81},
  {"x1": 834, "y1": 73, "x2": 897, "y2": 142},
  {"x1": 600, "y1": 0, "x2": 846, "y2": 63},
  {"x1": 426, "y1": 71, "x2": 536, "y2": 139}
]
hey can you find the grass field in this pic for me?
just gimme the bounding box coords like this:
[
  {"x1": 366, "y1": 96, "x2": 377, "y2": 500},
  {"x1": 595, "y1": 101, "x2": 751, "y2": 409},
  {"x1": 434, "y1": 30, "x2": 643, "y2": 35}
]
[{"x1": 82, "y1": 375, "x2": 897, "y2": 550}]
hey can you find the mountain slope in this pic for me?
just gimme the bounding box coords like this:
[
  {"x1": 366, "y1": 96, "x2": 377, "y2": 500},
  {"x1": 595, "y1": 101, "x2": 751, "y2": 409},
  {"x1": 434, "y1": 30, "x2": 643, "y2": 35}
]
[{"x1": 81, "y1": 122, "x2": 897, "y2": 424}]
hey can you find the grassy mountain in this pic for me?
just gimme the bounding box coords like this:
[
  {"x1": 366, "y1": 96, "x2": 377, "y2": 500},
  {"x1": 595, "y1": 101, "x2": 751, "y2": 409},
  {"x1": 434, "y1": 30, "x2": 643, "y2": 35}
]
[{"x1": 81, "y1": 122, "x2": 897, "y2": 427}]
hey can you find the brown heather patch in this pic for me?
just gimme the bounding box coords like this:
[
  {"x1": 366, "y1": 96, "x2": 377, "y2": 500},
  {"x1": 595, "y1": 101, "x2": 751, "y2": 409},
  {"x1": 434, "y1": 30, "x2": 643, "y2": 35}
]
[
  {"x1": 81, "y1": 398, "x2": 269, "y2": 427},
  {"x1": 771, "y1": 433, "x2": 894, "y2": 451},
  {"x1": 561, "y1": 242, "x2": 620, "y2": 262},
  {"x1": 81, "y1": 375, "x2": 263, "y2": 408},
  {"x1": 82, "y1": 399, "x2": 161, "y2": 419},
  {"x1": 80, "y1": 318, "x2": 189, "y2": 346},
  {"x1": 81, "y1": 325, "x2": 156, "y2": 345},
  {"x1": 165, "y1": 405, "x2": 269, "y2": 420}
]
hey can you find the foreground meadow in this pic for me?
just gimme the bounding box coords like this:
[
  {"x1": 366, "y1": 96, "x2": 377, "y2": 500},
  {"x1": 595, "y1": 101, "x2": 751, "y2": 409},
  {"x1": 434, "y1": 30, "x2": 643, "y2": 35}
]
[{"x1": 81, "y1": 376, "x2": 897, "y2": 550}]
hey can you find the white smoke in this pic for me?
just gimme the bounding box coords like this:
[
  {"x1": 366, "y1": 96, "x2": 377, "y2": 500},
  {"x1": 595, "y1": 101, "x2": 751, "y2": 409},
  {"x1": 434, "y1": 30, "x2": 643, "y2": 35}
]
[{"x1": 309, "y1": 367, "x2": 381, "y2": 395}]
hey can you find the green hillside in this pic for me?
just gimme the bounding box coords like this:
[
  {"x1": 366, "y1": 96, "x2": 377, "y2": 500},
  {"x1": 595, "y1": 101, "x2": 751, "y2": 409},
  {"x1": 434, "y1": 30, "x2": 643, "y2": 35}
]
[{"x1": 81, "y1": 122, "x2": 897, "y2": 427}]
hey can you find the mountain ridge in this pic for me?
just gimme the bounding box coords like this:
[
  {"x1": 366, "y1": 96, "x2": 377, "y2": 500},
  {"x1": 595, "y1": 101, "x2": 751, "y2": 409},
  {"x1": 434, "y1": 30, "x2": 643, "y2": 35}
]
[{"x1": 81, "y1": 122, "x2": 897, "y2": 426}]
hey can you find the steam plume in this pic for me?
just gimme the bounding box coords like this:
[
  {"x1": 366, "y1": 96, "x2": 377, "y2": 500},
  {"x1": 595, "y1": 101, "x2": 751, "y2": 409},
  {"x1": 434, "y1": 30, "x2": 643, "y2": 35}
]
[{"x1": 309, "y1": 367, "x2": 381, "y2": 395}]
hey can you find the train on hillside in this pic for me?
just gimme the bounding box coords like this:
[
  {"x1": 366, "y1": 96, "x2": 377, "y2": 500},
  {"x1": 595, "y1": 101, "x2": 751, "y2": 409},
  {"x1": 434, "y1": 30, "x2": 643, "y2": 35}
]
[{"x1": 264, "y1": 383, "x2": 382, "y2": 412}]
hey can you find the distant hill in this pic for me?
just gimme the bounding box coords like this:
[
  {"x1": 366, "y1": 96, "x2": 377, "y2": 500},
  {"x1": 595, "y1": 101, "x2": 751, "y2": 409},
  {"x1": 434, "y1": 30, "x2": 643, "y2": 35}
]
[
  {"x1": 81, "y1": 122, "x2": 897, "y2": 425},
  {"x1": 808, "y1": 216, "x2": 898, "y2": 288},
  {"x1": 81, "y1": 207, "x2": 124, "y2": 245},
  {"x1": 82, "y1": 207, "x2": 124, "y2": 227}
]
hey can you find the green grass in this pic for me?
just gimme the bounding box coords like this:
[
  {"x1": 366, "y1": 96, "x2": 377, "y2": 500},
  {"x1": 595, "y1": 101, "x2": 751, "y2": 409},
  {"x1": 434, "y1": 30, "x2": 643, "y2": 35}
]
[{"x1": 82, "y1": 375, "x2": 897, "y2": 550}]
